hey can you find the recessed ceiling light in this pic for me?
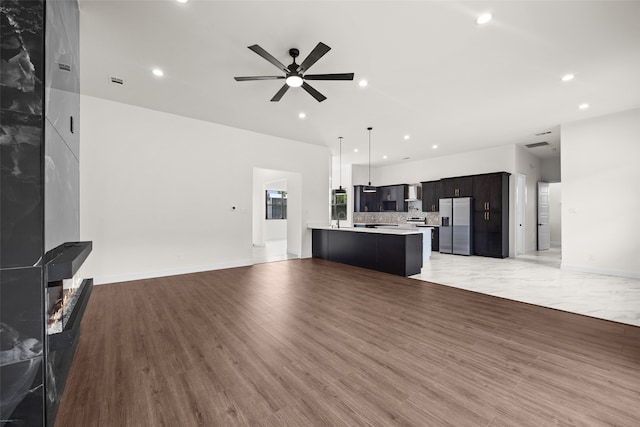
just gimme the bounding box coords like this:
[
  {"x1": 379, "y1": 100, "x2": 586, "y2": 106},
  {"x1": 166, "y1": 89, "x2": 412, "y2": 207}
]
[
  {"x1": 404, "y1": 135, "x2": 410, "y2": 140},
  {"x1": 475, "y1": 13, "x2": 492, "y2": 25},
  {"x1": 359, "y1": 80, "x2": 368, "y2": 87},
  {"x1": 383, "y1": 155, "x2": 388, "y2": 159},
  {"x1": 298, "y1": 112, "x2": 306, "y2": 119},
  {"x1": 432, "y1": 144, "x2": 438, "y2": 149},
  {"x1": 354, "y1": 148, "x2": 359, "y2": 153},
  {"x1": 176, "y1": 0, "x2": 188, "y2": 3},
  {"x1": 562, "y1": 74, "x2": 575, "y2": 82},
  {"x1": 152, "y1": 68, "x2": 164, "y2": 77},
  {"x1": 578, "y1": 103, "x2": 589, "y2": 110}
]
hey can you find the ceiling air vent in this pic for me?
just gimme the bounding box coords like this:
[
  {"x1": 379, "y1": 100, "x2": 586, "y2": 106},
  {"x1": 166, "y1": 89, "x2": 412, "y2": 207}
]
[
  {"x1": 109, "y1": 76, "x2": 124, "y2": 85},
  {"x1": 534, "y1": 131, "x2": 552, "y2": 136},
  {"x1": 525, "y1": 141, "x2": 550, "y2": 149}
]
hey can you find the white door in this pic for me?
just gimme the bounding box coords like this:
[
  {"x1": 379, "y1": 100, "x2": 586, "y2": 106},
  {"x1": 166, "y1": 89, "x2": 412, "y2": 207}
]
[
  {"x1": 515, "y1": 174, "x2": 526, "y2": 255},
  {"x1": 537, "y1": 182, "x2": 550, "y2": 251}
]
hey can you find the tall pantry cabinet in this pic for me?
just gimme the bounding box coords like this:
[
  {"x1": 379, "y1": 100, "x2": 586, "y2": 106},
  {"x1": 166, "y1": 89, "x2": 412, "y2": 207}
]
[{"x1": 472, "y1": 172, "x2": 510, "y2": 258}]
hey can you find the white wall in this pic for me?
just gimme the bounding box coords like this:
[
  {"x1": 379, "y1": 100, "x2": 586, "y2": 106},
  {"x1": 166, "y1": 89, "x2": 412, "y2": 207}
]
[
  {"x1": 540, "y1": 156, "x2": 561, "y2": 182},
  {"x1": 515, "y1": 146, "x2": 542, "y2": 253},
  {"x1": 561, "y1": 107, "x2": 640, "y2": 278},
  {"x1": 356, "y1": 144, "x2": 516, "y2": 186},
  {"x1": 265, "y1": 220, "x2": 287, "y2": 240},
  {"x1": 549, "y1": 182, "x2": 562, "y2": 248},
  {"x1": 80, "y1": 96, "x2": 329, "y2": 284}
]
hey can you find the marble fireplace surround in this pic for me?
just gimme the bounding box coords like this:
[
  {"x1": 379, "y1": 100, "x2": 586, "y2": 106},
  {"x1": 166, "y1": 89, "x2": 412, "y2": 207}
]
[{"x1": 0, "y1": 2, "x2": 89, "y2": 426}]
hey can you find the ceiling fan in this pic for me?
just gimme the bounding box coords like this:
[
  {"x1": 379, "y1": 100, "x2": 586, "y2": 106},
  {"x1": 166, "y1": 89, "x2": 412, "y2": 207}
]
[{"x1": 234, "y1": 42, "x2": 354, "y2": 102}]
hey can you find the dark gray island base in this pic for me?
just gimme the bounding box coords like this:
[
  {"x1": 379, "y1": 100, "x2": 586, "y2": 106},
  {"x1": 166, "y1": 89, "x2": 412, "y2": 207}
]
[{"x1": 311, "y1": 227, "x2": 423, "y2": 276}]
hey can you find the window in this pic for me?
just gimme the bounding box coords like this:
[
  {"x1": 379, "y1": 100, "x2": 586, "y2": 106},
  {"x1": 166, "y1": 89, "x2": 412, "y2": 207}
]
[{"x1": 266, "y1": 190, "x2": 287, "y2": 219}]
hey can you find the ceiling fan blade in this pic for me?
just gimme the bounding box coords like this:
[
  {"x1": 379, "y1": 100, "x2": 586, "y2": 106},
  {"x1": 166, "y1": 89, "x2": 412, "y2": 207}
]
[
  {"x1": 234, "y1": 76, "x2": 285, "y2": 81},
  {"x1": 301, "y1": 82, "x2": 327, "y2": 102},
  {"x1": 270, "y1": 84, "x2": 290, "y2": 102},
  {"x1": 298, "y1": 42, "x2": 331, "y2": 73},
  {"x1": 303, "y1": 73, "x2": 354, "y2": 81},
  {"x1": 248, "y1": 44, "x2": 288, "y2": 73}
]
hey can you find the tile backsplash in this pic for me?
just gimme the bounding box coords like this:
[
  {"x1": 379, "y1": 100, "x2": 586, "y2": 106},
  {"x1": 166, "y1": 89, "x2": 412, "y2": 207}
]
[{"x1": 353, "y1": 210, "x2": 439, "y2": 226}]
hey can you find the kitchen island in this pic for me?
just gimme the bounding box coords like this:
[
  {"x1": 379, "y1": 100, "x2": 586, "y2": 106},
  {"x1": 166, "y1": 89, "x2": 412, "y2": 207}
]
[{"x1": 311, "y1": 226, "x2": 423, "y2": 276}]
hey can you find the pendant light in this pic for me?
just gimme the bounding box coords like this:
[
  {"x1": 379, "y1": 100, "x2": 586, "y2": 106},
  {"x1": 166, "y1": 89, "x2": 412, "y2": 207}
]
[
  {"x1": 334, "y1": 137, "x2": 347, "y2": 194},
  {"x1": 363, "y1": 127, "x2": 376, "y2": 192}
]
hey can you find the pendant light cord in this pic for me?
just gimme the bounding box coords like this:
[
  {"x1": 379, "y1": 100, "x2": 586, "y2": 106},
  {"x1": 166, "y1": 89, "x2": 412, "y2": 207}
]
[
  {"x1": 367, "y1": 127, "x2": 373, "y2": 185},
  {"x1": 338, "y1": 137, "x2": 343, "y2": 189}
]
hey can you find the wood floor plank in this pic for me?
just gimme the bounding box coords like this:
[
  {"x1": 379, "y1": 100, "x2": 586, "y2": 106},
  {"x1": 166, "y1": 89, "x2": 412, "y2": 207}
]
[{"x1": 55, "y1": 259, "x2": 640, "y2": 426}]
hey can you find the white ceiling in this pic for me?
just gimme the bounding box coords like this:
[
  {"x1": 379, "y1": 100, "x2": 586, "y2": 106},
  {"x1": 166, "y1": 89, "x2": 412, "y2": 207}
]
[{"x1": 79, "y1": 0, "x2": 640, "y2": 166}]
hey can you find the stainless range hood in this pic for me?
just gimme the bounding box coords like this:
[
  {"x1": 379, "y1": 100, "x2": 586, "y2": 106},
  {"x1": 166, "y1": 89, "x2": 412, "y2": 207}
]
[{"x1": 405, "y1": 184, "x2": 422, "y2": 201}]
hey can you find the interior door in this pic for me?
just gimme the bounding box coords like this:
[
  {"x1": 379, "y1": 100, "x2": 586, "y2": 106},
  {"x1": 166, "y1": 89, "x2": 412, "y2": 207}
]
[
  {"x1": 516, "y1": 173, "x2": 526, "y2": 255},
  {"x1": 537, "y1": 182, "x2": 550, "y2": 251}
]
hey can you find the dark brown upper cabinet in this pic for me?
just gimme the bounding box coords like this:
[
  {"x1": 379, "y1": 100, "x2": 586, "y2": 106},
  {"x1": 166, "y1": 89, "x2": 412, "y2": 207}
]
[
  {"x1": 441, "y1": 176, "x2": 473, "y2": 198},
  {"x1": 353, "y1": 185, "x2": 378, "y2": 212},
  {"x1": 377, "y1": 185, "x2": 409, "y2": 212},
  {"x1": 421, "y1": 180, "x2": 442, "y2": 212}
]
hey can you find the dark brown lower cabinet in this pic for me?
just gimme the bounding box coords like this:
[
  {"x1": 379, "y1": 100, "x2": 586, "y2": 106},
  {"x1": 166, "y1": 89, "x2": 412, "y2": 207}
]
[
  {"x1": 431, "y1": 227, "x2": 439, "y2": 252},
  {"x1": 312, "y1": 229, "x2": 423, "y2": 276}
]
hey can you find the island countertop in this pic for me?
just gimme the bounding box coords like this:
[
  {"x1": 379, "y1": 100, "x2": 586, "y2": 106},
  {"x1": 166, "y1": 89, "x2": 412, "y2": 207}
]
[{"x1": 309, "y1": 225, "x2": 422, "y2": 235}]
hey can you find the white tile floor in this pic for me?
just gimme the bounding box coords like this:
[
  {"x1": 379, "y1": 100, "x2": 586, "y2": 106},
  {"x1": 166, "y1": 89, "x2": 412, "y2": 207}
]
[
  {"x1": 252, "y1": 240, "x2": 298, "y2": 264},
  {"x1": 411, "y1": 248, "x2": 640, "y2": 327}
]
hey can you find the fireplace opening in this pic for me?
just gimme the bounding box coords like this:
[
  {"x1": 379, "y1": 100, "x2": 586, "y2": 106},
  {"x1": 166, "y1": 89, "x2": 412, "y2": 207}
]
[{"x1": 46, "y1": 273, "x2": 85, "y2": 336}]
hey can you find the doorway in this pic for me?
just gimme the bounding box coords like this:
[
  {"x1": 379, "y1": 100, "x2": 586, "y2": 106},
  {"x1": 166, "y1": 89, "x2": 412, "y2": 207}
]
[
  {"x1": 537, "y1": 181, "x2": 562, "y2": 251},
  {"x1": 548, "y1": 182, "x2": 562, "y2": 248},
  {"x1": 515, "y1": 173, "x2": 526, "y2": 255},
  {"x1": 537, "y1": 182, "x2": 550, "y2": 250},
  {"x1": 252, "y1": 168, "x2": 301, "y2": 264}
]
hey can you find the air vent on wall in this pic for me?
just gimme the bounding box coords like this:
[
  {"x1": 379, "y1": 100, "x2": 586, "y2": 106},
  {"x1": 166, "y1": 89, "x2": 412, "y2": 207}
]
[
  {"x1": 109, "y1": 76, "x2": 124, "y2": 85},
  {"x1": 525, "y1": 141, "x2": 550, "y2": 149},
  {"x1": 534, "y1": 131, "x2": 552, "y2": 136}
]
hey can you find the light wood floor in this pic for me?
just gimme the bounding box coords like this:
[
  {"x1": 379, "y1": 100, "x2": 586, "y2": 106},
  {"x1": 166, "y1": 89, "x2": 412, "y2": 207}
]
[{"x1": 56, "y1": 259, "x2": 640, "y2": 426}]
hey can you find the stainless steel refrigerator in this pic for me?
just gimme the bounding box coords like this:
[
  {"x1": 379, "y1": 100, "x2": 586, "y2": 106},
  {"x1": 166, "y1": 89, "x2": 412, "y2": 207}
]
[{"x1": 439, "y1": 197, "x2": 473, "y2": 255}]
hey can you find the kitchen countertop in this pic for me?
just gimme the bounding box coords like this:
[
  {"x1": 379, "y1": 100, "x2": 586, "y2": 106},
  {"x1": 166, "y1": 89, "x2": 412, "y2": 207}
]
[
  {"x1": 310, "y1": 225, "x2": 422, "y2": 235},
  {"x1": 354, "y1": 223, "x2": 439, "y2": 227},
  {"x1": 353, "y1": 223, "x2": 399, "y2": 227}
]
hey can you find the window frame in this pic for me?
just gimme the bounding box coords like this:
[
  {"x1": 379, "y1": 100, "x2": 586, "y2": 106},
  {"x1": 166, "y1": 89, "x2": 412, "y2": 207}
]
[{"x1": 265, "y1": 190, "x2": 287, "y2": 220}]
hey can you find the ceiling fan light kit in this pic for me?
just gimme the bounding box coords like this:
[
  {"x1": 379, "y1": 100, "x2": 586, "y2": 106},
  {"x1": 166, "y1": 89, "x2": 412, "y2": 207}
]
[
  {"x1": 234, "y1": 42, "x2": 355, "y2": 102},
  {"x1": 286, "y1": 75, "x2": 303, "y2": 87}
]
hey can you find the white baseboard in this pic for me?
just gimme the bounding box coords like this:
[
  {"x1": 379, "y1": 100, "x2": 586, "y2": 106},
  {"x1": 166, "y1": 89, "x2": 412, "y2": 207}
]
[
  {"x1": 93, "y1": 259, "x2": 254, "y2": 285},
  {"x1": 561, "y1": 263, "x2": 640, "y2": 279}
]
